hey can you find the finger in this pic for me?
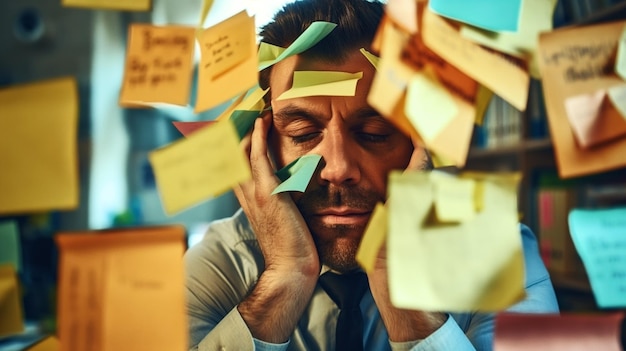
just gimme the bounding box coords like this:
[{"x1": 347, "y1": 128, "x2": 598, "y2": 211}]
[{"x1": 249, "y1": 112, "x2": 278, "y2": 185}]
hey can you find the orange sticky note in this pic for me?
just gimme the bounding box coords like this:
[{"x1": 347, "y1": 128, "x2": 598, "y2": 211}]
[
  {"x1": 119, "y1": 24, "x2": 196, "y2": 107},
  {"x1": 422, "y1": 7, "x2": 528, "y2": 111},
  {"x1": 61, "y1": 0, "x2": 150, "y2": 11},
  {"x1": 0, "y1": 77, "x2": 78, "y2": 215},
  {"x1": 195, "y1": 11, "x2": 257, "y2": 113},
  {"x1": 537, "y1": 20, "x2": 626, "y2": 178},
  {"x1": 56, "y1": 226, "x2": 187, "y2": 351}
]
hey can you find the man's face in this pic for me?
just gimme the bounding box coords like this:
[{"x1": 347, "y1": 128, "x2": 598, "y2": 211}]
[{"x1": 267, "y1": 50, "x2": 419, "y2": 272}]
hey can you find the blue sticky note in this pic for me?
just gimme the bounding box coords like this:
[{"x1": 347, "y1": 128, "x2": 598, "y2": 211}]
[
  {"x1": 429, "y1": 0, "x2": 522, "y2": 32},
  {"x1": 272, "y1": 154, "x2": 322, "y2": 194},
  {"x1": 568, "y1": 207, "x2": 626, "y2": 308}
]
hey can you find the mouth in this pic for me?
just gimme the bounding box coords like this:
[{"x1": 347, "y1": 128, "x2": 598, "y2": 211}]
[{"x1": 311, "y1": 208, "x2": 372, "y2": 226}]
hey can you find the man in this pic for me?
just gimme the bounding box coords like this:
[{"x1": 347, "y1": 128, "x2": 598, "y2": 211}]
[{"x1": 185, "y1": 0, "x2": 559, "y2": 350}]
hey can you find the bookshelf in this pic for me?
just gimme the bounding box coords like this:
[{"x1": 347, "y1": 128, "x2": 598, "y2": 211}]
[{"x1": 466, "y1": 0, "x2": 626, "y2": 312}]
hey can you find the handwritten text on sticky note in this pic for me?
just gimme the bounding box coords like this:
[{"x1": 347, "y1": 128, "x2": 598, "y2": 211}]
[{"x1": 120, "y1": 24, "x2": 195, "y2": 106}]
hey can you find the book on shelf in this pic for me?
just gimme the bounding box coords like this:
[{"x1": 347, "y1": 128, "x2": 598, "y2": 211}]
[{"x1": 471, "y1": 95, "x2": 522, "y2": 149}]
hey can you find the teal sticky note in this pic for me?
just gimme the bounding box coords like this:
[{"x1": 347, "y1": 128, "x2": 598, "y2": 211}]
[
  {"x1": 258, "y1": 21, "x2": 337, "y2": 71},
  {"x1": 568, "y1": 207, "x2": 626, "y2": 308},
  {"x1": 272, "y1": 154, "x2": 322, "y2": 194},
  {"x1": 429, "y1": 0, "x2": 521, "y2": 32},
  {"x1": 230, "y1": 110, "x2": 261, "y2": 139},
  {"x1": 0, "y1": 221, "x2": 22, "y2": 272}
]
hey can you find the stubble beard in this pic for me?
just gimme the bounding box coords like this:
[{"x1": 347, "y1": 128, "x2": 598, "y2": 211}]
[{"x1": 296, "y1": 185, "x2": 382, "y2": 273}]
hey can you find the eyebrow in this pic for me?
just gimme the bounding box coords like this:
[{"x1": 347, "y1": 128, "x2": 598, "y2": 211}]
[{"x1": 273, "y1": 104, "x2": 385, "y2": 125}]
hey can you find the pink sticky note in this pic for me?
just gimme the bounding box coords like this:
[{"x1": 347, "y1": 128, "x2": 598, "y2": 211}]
[
  {"x1": 494, "y1": 312, "x2": 624, "y2": 351},
  {"x1": 172, "y1": 121, "x2": 214, "y2": 137}
]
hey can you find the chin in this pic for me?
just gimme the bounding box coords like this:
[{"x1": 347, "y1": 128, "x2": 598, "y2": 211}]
[{"x1": 314, "y1": 225, "x2": 363, "y2": 273}]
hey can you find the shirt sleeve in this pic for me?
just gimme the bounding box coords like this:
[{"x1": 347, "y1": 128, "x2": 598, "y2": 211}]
[{"x1": 185, "y1": 214, "x2": 266, "y2": 351}]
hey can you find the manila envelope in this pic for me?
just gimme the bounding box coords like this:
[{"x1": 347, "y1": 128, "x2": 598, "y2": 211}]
[
  {"x1": 0, "y1": 264, "x2": 24, "y2": 337},
  {"x1": 537, "y1": 21, "x2": 626, "y2": 178},
  {"x1": 55, "y1": 225, "x2": 186, "y2": 351},
  {"x1": 387, "y1": 171, "x2": 525, "y2": 312}
]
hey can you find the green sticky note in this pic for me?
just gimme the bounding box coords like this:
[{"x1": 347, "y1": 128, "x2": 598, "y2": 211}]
[
  {"x1": 272, "y1": 154, "x2": 322, "y2": 194},
  {"x1": 0, "y1": 221, "x2": 21, "y2": 273},
  {"x1": 616, "y1": 26, "x2": 626, "y2": 81},
  {"x1": 230, "y1": 110, "x2": 261, "y2": 139},
  {"x1": 258, "y1": 21, "x2": 337, "y2": 71}
]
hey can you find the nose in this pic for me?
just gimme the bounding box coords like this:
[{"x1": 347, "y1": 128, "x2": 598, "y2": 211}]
[{"x1": 317, "y1": 130, "x2": 361, "y2": 186}]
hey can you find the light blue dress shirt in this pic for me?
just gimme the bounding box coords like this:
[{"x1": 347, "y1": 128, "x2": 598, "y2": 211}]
[{"x1": 185, "y1": 209, "x2": 559, "y2": 351}]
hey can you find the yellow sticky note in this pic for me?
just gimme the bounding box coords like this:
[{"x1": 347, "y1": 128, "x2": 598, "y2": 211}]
[
  {"x1": 432, "y1": 172, "x2": 476, "y2": 223},
  {"x1": 387, "y1": 170, "x2": 525, "y2": 312},
  {"x1": 56, "y1": 226, "x2": 186, "y2": 351},
  {"x1": 360, "y1": 48, "x2": 380, "y2": 71},
  {"x1": 258, "y1": 42, "x2": 286, "y2": 68},
  {"x1": 356, "y1": 203, "x2": 388, "y2": 273},
  {"x1": 277, "y1": 71, "x2": 363, "y2": 101},
  {"x1": 61, "y1": 0, "x2": 150, "y2": 11},
  {"x1": 119, "y1": 24, "x2": 196, "y2": 107},
  {"x1": 615, "y1": 25, "x2": 626, "y2": 81},
  {"x1": 195, "y1": 11, "x2": 257, "y2": 113},
  {"x1": 405, "y1": 70, "x2": 458, "y2": 142},
  {"x1": 149, "y1": 120, "x2": 251, "y2": 215},
  {"x1": 423, "y1": 7, "x2": 529, "y2": 111},
  {"x1": 0, "y1": 264, "x2": 24, "y2": 337},
  {"x1": 27, "y1": 336, "x2": 59, "y2": 351},
  {"x1": 0, "y1": 77, "x2": 78, "y2": 215},
  {"x1": 197, "y1": 0, "x2": 215, "y2": 30},
  {"x1": 460, "y1": 0, "x2": 558, "y2": 79}
]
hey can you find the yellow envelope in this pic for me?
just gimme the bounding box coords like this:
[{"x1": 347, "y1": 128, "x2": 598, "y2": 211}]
[
  {"x1": 356, "y1": 203, "x2": 388, "y2": 273},
  {"x1": 56, "y1": 226, "x2": 186, "y2": 351},
  {"x1": 276, "y1": 71, "x2": 363, "y2": 100},
  {"x1": 61, "y1": 0, "x2": 150, "y2": 11},
  {"x1": 460, "y1": 0, "x2": 558, "y2": 78},
  {"x1": 387, "y1": 170, "x2": 525, "y2": 312},
  {"x1": 119, "y1": 24, "x2": 196, "y2": 107},
  {"x1": 0, "y1": 264, "x2": 24, "y2": 337},
  {"x1": 0, "y1": 77, "x2": 78, "y2": 215},
  {"x1": 149, "y1": 120, "x2": 251, "y2": 215},
  {"x1": 537, "y1": 20, "x2": 626, "y2": 178},
  {"x1": 195, "y1": 11, "x2": 257, "y2": 113},
  {"x1": 422, "y1": 7, "x2": 529, "y2": 111}
]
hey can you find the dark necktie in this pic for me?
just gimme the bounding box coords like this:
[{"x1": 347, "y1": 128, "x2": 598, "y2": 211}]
[{"x1": 319, "y1": 271, "x2": 368, "y2": 351}]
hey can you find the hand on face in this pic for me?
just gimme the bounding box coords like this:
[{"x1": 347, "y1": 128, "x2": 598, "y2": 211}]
[{"x1": 233, "y1": 111, "x2": 320, "y2": 276}]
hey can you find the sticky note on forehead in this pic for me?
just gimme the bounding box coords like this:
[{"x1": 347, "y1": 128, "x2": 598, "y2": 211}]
[{"x1": 276, "y1": 71, "x2": 363, "y2": 100}]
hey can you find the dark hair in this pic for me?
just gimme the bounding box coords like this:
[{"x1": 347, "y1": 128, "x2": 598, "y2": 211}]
[{"x1": 258, "y1": 0, "x2": 384, "y2": 93}]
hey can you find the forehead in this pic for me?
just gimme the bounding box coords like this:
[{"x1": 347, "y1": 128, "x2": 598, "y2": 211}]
[{"x1": 268, "y1": 50, "x2": 377, "y2": 104}]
